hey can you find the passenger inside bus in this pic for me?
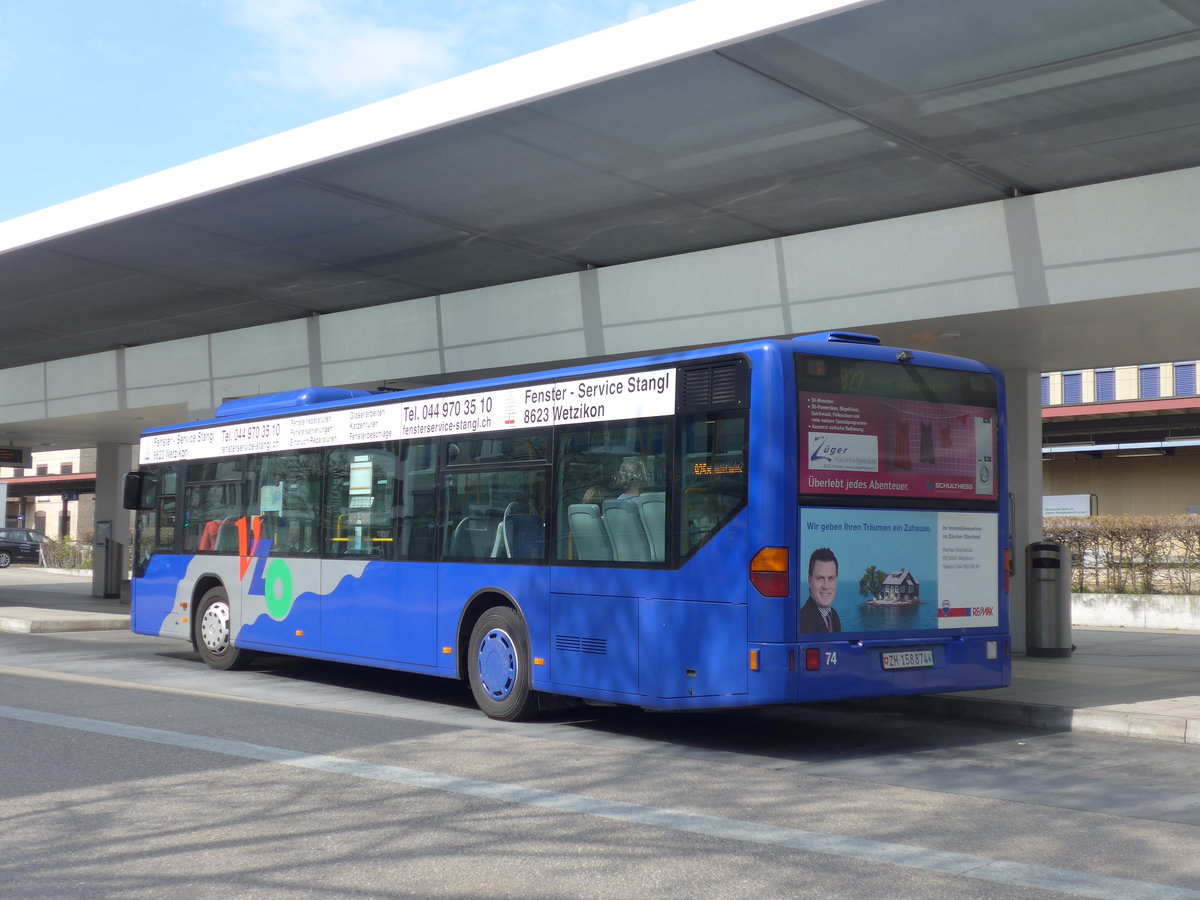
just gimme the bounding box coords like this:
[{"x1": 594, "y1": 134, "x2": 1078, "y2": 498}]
[{"x1": 614, "y1": 459, "x2": 647, "y2": 499}]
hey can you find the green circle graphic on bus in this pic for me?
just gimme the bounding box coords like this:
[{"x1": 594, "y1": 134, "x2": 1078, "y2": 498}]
[{"x1": 264, "y1": 559, "x2": 294, "y2": 621}]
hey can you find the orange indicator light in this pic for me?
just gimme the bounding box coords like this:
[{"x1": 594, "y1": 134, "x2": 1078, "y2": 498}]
[
  {"x1": 442, "y1": 647, "x2": 453, "y2": 655},
  {"x1": 749, "y1": 649, "x2": 760, "y2": 672},
  {"x1": 534, "y1": 657, "x2": 545, "y2": 666},
  {"x1": 749, "y1": 546, "x2": 789, "y2": 598}
]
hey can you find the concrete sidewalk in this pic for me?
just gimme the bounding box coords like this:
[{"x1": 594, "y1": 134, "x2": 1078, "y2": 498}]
[
  {"x1": 2, "y1": 568, "x2": 1198, "y2": 744},
  {"x1": 0, "y1": 567, "x2": 129, "y2": 634},
  {"x1": 873, "y1": 627, "x2": 1200, "y2": 745}
]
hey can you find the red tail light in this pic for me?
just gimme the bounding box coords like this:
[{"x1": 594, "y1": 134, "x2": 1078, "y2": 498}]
[{"x1": 750, "y1": 547, "x2": 789, "y2": 597}]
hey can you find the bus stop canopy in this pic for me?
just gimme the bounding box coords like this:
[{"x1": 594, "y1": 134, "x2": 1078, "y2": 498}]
[{"x1": 1, "y1": 0, "x2": 1198, "y2": 374}]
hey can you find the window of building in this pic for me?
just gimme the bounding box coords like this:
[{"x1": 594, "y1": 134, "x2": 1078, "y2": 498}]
[
  {"x1": 1095, "y1": 369, "x2": 1116, "y2": 402},
  {"x1": 1174, "y1": 363, "x2": 1196, "y2": 397},
  {"x1": 60, "y1": 462, "x2": 73, "y2": 474},
  {"x1": 1040, "y1": 375, "x2": 1050, "y2": 407},
  {"x1": 1062, "y1": 372, "x2": 1082, "y2": 404},
  {"x1": 1138, "y1": 365, "x2": 1161, "y2": 399}
]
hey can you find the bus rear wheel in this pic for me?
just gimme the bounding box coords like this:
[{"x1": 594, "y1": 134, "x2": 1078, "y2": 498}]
[
  {"x1": 194, "y1": 586, "x2": 250, "y2": 671},
  {"x1": 468, "y1": 606, "x2": 538, "y2": 721}
]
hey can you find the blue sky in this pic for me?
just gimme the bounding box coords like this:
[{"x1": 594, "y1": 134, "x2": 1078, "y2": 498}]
[{"x1": 0, "y1": 0, "x2": 689, "y2": 223}]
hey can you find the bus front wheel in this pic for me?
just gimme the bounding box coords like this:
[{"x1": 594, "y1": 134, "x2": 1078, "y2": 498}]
[
  {"x1": 194, "y1": 586, "x2": 250, "y2": 671},
  {"x1": 468, "y1": 607, "x2": 538, "y2": 721}
]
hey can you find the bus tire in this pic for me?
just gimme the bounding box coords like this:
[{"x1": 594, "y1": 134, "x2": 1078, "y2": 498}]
[
  {"x1": 194, "y1": 586, "x2": 250, "y2": 671},
  {"x1": 468, "y1": 606, "x2": 538, "y2": 721}
]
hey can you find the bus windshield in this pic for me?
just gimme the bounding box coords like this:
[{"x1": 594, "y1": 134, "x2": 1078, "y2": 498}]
[{"x1": 797, "y1": 355, "x2": 998, "y2": 504}]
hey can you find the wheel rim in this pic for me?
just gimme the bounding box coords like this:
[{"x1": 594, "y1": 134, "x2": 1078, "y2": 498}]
[
  {"x1": 200, "y1": 599, "x2": 232, "y2": 656},
  {"x1": 0, "y1": 551, "x2": 10, "y2": 567},
  {"x1": 476, "y1": 627, "x2": 517, "y2": 701}
]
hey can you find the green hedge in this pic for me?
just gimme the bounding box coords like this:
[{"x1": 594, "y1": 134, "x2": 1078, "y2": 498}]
[
  {"x1": 1043, "y1": 516, "x2": 1200, "y2": 594},
  {"x1": 40, "y1": 536, "x2": 93, "y2": 570}
]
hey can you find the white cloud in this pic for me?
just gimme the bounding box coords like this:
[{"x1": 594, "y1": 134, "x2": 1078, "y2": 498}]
[
  {"x1": 220, "y1": 0, "x2": 690, "y2": 102},
  {"x1": 223, "y1": 0, "x2": 459, "y2": 99}
]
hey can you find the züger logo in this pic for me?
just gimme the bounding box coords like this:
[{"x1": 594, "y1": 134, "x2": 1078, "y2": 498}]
[
  {"x1": 810, "y1": 436, "x2": 850, "y2": 463},
  {"x1": 807, "y1": 433, "x2": 879, "y2": 473}
]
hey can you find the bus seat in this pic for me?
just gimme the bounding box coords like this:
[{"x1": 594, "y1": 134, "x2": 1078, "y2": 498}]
[
  {"x1": 450, "y1": 516, "x2": 491, "y2": 558},
  {"x1": 214, "y1": 521, "x2": 240, "y2": 553},
  {"x1": 602, "y1": 499, "x2": 651, "y2": 562},
  {"x1": 490, "y1": 519, "x2": 509, "y2": 558},
  {"x1": 567, "y1": 504, "x2": 613, "y2": 561},
  {"x1": 505, "y1": 514, "x2": 543, "y2": 560},
  {"x1": 637, "y1": 492, "x2": 666, "y2": 561}
]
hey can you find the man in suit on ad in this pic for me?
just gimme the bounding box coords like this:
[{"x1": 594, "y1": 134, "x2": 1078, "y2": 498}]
[{"x1": 800, "y1": 547, "x2": 842, "y2": 633}]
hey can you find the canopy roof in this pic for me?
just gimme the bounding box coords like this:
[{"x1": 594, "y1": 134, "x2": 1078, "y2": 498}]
[{"x1": 2, "y1": 0, "x2": 1198, "y2": 370}]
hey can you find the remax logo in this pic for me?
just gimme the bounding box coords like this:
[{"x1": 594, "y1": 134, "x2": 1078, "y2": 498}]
[{"x1": 807, "y1": 433, "x2": 878, "y2": 472}]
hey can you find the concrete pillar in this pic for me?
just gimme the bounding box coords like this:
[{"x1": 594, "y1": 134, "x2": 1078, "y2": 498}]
[
  {"x1": 1004, "y1": 368, "x2": 1043, "y2": 653},
  {"x1": 91, "y1": 443, "x2": 134, "y2": 599}
]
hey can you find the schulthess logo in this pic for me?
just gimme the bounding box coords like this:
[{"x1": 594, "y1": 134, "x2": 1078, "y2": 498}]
[{"x1": 807, "y1": 433, "x2": 879, "y2": 472}]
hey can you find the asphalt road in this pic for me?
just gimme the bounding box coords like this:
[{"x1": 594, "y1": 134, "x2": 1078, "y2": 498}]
[{"x1": 2, "y1": 628, "x2": 1199, "y2": 900}]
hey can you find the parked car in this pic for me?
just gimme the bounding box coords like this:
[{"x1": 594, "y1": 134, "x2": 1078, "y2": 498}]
[{"x1": 0, "y1": 528, "x2": 52, "y2": 567}]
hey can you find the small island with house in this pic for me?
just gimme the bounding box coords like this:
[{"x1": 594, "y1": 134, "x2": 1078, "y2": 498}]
[{"x1": 859, "y1": 566, "x2": 921, "y2": 606}]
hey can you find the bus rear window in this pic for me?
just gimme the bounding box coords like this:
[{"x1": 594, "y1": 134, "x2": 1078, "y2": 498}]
[{"x1": 797, "y1": 355, "x2": 998, "y2": 503}]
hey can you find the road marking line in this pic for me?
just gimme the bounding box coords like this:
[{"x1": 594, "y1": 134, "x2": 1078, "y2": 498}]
[{"x1": 2, "y1": 704, "x2": 1196, "y2": 898}]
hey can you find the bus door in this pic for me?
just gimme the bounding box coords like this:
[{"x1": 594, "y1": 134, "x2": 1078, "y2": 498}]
[
  {"x1": 549, "y1": 419, "x2": 669, "y2": 698},
  {"x1": 320, "y1": 443, "x2": 438, "y2": 666},
  {"x1": 437, "y1": 437, "x2": 551, "y2": 667}
]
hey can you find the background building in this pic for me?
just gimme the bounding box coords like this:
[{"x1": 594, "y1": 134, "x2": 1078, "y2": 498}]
[
  {"x1": 2, "y1": 449, "x2": 97, "y2": 540},
  {"x1": 1043, "y1": 363, "x2": 1200, "y2": 515}
]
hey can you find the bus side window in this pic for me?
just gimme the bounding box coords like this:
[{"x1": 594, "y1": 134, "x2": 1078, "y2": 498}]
[
  {"x1": 134, "y1": 464, "x2": 178, "y2": 571},
  {"x1": 324, "y1": 444, "x2": 399, "y2": 558},
  {"x1": 183, "y1": 461, "x2": 245, "y2": 554},
  {"x1": 442, "y1": 468, "x2": 547, "y2": 563},
  {"x1": 555, "y1": 418, "x2": 667, "y2": 565},
  {"x1": 679, "y1": 412, "x2": 747, "y2": 557},
  {"x1": 398, "y1": 439, "x2": 437, "y2": 561},
  {"x1": 245, "y1": 450, "x2": 323, "y2": 557}
]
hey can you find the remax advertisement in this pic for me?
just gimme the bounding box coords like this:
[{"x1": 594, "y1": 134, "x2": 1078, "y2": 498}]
[{"x1": 798, "y1": 508, "x2": 1000, "y2": 635}]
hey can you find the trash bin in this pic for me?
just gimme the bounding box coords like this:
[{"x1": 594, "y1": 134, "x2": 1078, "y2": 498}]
[
  {"x1": 1026, "y1": 541, "x2": 1072, "y2": 657},
  {"x1": 103, "y1": 539, "x2": 124, "y2": 599}
]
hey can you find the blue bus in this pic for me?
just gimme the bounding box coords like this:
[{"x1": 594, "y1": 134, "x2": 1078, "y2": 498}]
[{"x1": 124, "y1": 333, "x2": 1010, "y2": 720}]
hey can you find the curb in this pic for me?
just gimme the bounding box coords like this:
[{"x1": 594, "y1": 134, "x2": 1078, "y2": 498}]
[
  {"x1": 857, "y1": 694, "x2": 1200, "y2": 745},
  {"x1": 0, "y1": 608, "x2": 130, "y2": 635}
]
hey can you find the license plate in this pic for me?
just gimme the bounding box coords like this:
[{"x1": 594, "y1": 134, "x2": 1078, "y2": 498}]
[{"x1": 881, "y1": 649, "x2": 934, "y2": 670}]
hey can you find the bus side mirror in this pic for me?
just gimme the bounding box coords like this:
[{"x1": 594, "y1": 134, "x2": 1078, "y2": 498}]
[{"x1": 123, "y1": 471, "x2": 158, "y2": 510}]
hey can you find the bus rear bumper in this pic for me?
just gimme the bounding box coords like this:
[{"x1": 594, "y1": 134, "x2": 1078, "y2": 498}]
[{"x1": 767, "y1": 633, "x2": 1011, "y2": 705}]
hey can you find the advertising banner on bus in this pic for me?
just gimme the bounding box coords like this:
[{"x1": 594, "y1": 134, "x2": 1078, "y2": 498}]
[
  {"x1": 798, "y1": 508, "x2": 1000, "y2": 634},
  {"x1": 139, "y1": 368, "x2": 676, "y2": 464},
  {"x1": 800, "y1": 393, "x2": 997, "y2": 501}
]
